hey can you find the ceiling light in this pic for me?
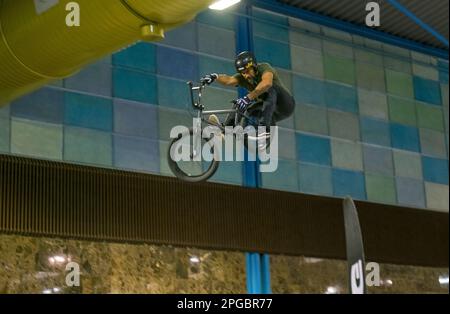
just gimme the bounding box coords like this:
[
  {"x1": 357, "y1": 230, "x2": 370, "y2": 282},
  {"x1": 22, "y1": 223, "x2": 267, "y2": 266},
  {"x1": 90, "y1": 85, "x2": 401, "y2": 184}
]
[{"x1": 209, "y1": 0, "x2": 241, "y2": 11}]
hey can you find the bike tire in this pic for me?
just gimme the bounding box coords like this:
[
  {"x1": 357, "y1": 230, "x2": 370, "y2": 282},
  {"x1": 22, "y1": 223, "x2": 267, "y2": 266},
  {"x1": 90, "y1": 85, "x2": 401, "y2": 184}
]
[{"x1": 167, "y1": 128, "x2": 220, "y2": 183}]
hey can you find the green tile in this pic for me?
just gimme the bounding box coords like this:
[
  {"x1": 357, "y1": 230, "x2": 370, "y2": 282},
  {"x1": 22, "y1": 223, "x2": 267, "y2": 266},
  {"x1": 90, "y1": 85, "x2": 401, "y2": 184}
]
[
  {"x1": 386, "y1": 70, "x2": 414, "y2": 98},
  {"x1": 383, "y1": 56, "x2": 411, "y2": 74},
  {"x1": 295, "y1": 104, "x2": 328, "y2": 135},
  {"x1": 202, "y1": 86, "x2": 236, "y2": 111},
  {"x1": 0, "y1": 105, "x2": 10, "y2": 120},
  {"x1": 356, "y1": 62, "x2": 386, "y2": 92},
  {"x1": 416, "y1": 103, "x2": 444, "y2": 131},
  {"x1": 11, "y1": 119, "x2": 62, "y2": 159},
  {"x1": 331, "y1": 139, "x2": 363, "y2": 171},
  {"x1": 425, "y1": 182, "x2": 449, "y2": 212},
  {"x1": 383, "y1": 44, "x2": 410, "y2": 58},
  {"x1": 322, "y1": 26, "x2": 352, "y2": 42},
  {"x1": 358, "y1": 89, "x2": 388, "y2": 120},
  {"x1": 289, "y1": 32, "x2": 322, "y2": 51},
  {"x1": 354, "y1": 49, "x2": 383, "y2": 66},
  {"x1": 393, "y1": 150, "x2": 422, "y2": 179},
  {"x1": 278, "y1": 128, "x2": 297, "y2": 160},
  {"x1": 289, "y1": 18, "x2": 321, "y2": 34},
  {"x1": 411, "y1": 51, "x2": 432, "y2": 64},
  {"x1": 419, "y1": 128, "x2": 447, "y2": 158},
  {"x1": 64, "y1": 127, "x2": 112, "y2": 166},
  {"x1": 323, "y1": 41, "x2": 353, "y2": 59},
  {"x1": 291, "y1": 46, "x2": 324, "y2": 79},
  {"x1": 158, "y1": 108, "x2": 193, "y2": 142},
  {"x1": 442, "y1": 84, "x2": 449, "y2": 134},
  {"x1": 388, "y1": 96, "x2": 417, "y2": 126},
  {"x1": 0, "y1": 118, "x2": 10, "y2": 152},
  {"x1": 324, "y1": 54, "x2": 355, "y2": 85},
  {"x1": 412, "y1": 63, "x2": 439, "y2": 81},
  {"x1": 365, "y1": 174, "x2": 397, "y2": 204},
  {"x1": 277, "y1": 69, "x2": 293, "y2": 94},
  {"x1": 328, "y1": 110, "x2": 360, "y2": 141}
]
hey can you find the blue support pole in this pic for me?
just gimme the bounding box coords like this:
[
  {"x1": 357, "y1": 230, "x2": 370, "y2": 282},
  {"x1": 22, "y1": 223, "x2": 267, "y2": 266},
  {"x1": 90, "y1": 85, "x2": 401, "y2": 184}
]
[
  {"x1": 236, "y1": 3, "x2": 271, "y2": 294},
  {"x1": 246, "y1": 253, "x2": 254, "y2": 293},
  {"x1": 261, "y1": 254, "x2": 272, "y2": 294},
  {"x1": 251, "y1": 253, "x2": 262, "y2": 293}
]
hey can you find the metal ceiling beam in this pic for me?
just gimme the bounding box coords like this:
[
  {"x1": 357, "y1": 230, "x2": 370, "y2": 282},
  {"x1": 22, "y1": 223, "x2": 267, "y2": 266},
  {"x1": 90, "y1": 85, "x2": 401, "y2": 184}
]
[{"x1": 386, "y1": 0, "x2": 449, "y2": 47}]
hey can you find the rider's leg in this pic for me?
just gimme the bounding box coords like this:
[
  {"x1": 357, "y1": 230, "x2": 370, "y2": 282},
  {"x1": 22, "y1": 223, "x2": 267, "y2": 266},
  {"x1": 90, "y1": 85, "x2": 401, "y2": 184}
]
[{"x1": 272, "y1": 85, "x2": 295, "y2": 123}]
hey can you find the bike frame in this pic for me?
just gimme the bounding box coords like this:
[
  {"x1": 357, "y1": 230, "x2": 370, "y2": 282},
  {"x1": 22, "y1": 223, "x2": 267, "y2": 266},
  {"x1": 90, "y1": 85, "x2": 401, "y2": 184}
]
[{"x1": 187, "y1": 81, "x2": 269, "y2": 158}]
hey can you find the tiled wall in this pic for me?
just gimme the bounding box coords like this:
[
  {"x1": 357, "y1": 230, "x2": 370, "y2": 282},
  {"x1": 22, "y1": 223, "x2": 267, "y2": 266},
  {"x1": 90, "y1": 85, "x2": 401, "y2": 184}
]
[
  {"x1": 0, "y1": 8, "x2": 448, "y2": 211},
  {"x1": 252, "y1": 8, "x2": 449, "y2": 212}
]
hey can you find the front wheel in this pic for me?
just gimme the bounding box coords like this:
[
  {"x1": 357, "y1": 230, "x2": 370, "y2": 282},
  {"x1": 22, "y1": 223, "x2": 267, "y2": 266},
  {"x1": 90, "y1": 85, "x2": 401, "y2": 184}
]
[{"x1": 167, "y1": 128, "x2": 220, "y2": 182}]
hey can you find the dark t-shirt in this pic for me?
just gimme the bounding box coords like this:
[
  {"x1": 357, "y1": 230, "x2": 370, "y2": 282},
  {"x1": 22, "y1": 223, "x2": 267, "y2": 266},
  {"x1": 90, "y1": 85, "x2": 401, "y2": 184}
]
[{"x1": 232, "y1": 63, "x2": 290, "y2": 95}]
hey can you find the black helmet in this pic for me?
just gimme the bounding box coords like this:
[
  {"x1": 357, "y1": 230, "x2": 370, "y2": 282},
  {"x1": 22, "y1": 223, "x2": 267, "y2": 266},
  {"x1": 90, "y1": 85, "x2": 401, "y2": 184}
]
[{"x1": 235, "y1": 51, "x2": 257, "y2": 73}]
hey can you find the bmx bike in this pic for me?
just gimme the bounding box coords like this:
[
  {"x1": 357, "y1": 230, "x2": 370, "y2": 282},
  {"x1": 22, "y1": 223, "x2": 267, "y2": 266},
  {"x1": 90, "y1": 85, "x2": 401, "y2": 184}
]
[{"x1": 167, "y1": 80, "x2": 273, "y2": 183}]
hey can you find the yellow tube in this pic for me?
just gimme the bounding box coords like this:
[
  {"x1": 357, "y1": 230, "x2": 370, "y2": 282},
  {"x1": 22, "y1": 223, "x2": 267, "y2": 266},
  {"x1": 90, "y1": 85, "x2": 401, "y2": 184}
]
[{"x1": 0, "y1": 0, "x2": 214, "y2": 106}]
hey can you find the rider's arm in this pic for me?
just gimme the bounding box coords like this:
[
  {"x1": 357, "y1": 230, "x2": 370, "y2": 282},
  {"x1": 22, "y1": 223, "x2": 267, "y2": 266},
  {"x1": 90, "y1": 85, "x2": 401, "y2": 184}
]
[
  {"x1": 216, "y1": 74, "x2": 239, "y2": 87},
  {"x1": 247, "y1": 71, "x2": 273, "y2": 100}
]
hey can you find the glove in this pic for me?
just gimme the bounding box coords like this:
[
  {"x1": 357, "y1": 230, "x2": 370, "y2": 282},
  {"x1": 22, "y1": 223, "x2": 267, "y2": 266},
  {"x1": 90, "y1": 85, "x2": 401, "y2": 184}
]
[
  {"x1": 201, "y1": 73, "x2": 218, "y2": 85},
  {"x1": 235, "y1": 96, "x2": 252, "y2": 112}
]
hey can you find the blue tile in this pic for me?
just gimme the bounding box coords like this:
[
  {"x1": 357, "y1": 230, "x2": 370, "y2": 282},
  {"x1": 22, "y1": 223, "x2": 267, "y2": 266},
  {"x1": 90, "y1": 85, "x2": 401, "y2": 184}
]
[
  {"x1": 196, "y1": 10, "x2": 235, "y2": 30},
  {"x1": 261, "y1": 159, "x2": 299, "y2": 192},
  {"x1": 156, "y1": 46, "x2": 198, "y2": 81},
  {"x1": 298, "y1": 163, "x2": 333, "y2": 195},
  {"x1": 64, "y1": 62, "x2": 112, "y2": 96},
  {"x1": 114, "y1": 99, "x2": 158, "y2": 139},
  {"x1": 413, "y1": 76, "x2": 442, "y2": 106},
  {"x1": 114, "y1": 135, "x2": 159, "y2": 173},
  {"x1": 112, "y1": 42, "x2": 156, "y2": 72},
  {"x1": 199, "y1": 56, "x2": 236, "y2": 78},
  {"x1": 325, "y1": 82, "x2": 358, "y2": 113},
  {"x1": 161, "y1": 22, "x2": 197, "y2": 51},
  {"x1": 64, "y1": 92, "x2": 112, "y2": 131},
  {"x1": 422, "y1": 156, "x2": 449, "y2": 184},
  {"x1": 253, "y1": 17, "x2": 289, "y2": 43},
  {"x1": 390, "y1": 123, "x2": 420, "y2": 152},
  {"x1": 157, "y1": 77, "x2": 191, "y2": 110},
  {"x1": 11, "y1": 88, "x2": 64, "y2": 124},
  {"x1": 210, "y1": 161, "x2": 243, "y2": 186},
  {"x1": 396, "y1": 177, "x2": 425, "y2": 208},
  {"x1": 253, "y1": 8, "x2": 289, "y2": 26},
  {"x1": 198, "y1": 24, "x2": 236, "y2": 59},
  {"x1": 296, "y1": 133, "x2": 331, "y2": 166},
  {"x1": 363, "y1": 145, "x2": 394, "y2": 176},
  {"x1": 113, "y1": 68, "x2": 157, "y2": 104},
  {"x1": 254, "y1": 36, "x2": 291, "y2": 70},
  {"x1": 360, "y1": 117, "x2": 391, "y2": 147},
  {"x1": 438, "y1": 61, "x2": 448, "y2": 84},
  {"x1": 293, "y1": 75, "x2": 326, "y2": 107},
  {"x1": 332, "y1": 168, "x2": 366, "y2": 200}
]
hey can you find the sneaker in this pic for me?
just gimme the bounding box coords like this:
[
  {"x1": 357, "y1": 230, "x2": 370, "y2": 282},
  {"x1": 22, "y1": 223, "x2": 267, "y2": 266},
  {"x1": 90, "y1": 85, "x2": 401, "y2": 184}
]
[{"x1": 208, "y1": 114, "x2": 221, "y2": 126}]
